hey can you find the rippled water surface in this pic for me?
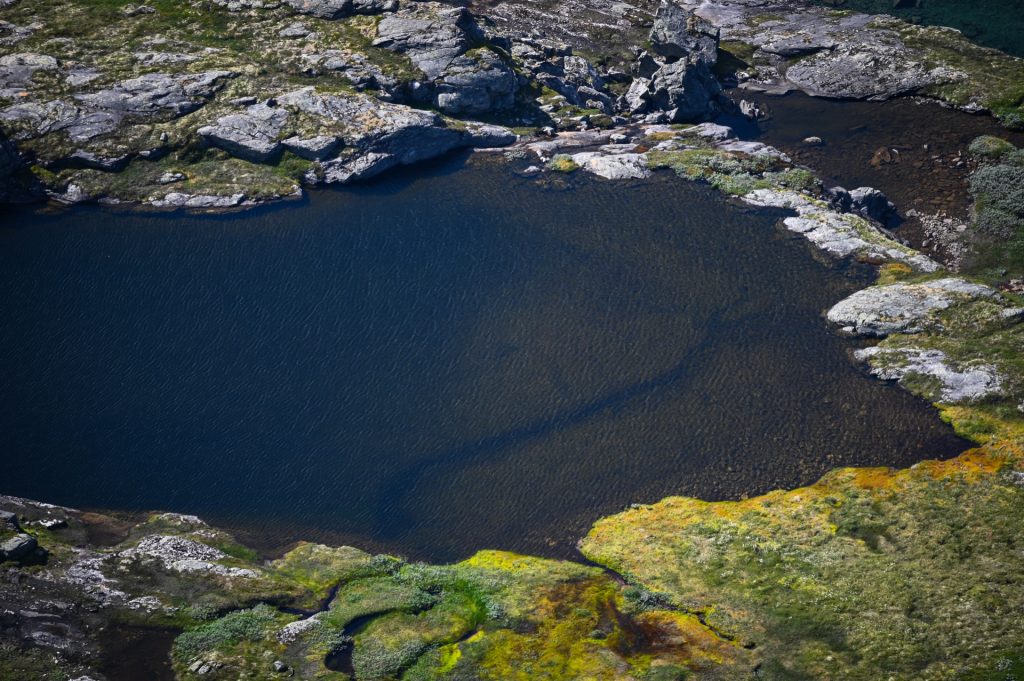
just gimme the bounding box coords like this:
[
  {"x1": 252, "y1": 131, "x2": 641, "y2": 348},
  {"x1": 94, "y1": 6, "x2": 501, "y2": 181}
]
[{"x1": 0, "y1": 154, "x2": 968, "y2": 561}]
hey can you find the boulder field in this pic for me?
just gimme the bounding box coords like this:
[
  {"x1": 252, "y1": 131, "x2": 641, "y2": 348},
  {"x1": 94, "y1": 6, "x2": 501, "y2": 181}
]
[{"x1": 0, "y1": 0, "x2": 1022, "y2": 206}]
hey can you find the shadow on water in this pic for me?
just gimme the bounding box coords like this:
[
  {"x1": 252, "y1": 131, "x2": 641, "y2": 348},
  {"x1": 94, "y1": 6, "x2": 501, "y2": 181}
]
[{"x1": 0, "y1": 152, "x2": 971, "y2": 562}]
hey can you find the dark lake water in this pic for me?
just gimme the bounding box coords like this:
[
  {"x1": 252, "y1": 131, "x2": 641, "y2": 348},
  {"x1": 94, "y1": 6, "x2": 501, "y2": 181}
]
[{"x1": 0, "y1": 153, "x2": 969, "y2": 561}]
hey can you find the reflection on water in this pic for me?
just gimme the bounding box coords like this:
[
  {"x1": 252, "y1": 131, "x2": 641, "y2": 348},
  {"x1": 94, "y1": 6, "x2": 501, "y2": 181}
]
[{"x1": 0, "y1": 154, "x2": 968, "y2": 561}]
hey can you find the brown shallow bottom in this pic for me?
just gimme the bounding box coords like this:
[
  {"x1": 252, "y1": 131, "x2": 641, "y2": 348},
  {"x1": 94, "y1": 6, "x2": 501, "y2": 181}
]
[
  {"x1": 97, "y1": 624, "x2": 178, "y2": 681},
  {"x1": 726, "y1": 90, "x2": 1024, "y2": 261}
]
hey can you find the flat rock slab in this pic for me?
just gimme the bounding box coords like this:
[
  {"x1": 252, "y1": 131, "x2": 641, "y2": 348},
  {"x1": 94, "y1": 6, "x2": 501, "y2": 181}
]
[{"x1": 827, "y1": 277, "x2": 999, "y2": 336}]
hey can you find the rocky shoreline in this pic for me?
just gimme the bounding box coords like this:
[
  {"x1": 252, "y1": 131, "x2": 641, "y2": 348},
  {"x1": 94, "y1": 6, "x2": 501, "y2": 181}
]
[
  {"x1": 0, "y1": 0, "x2": 1022, "y2": 209},
  {"x1": 4, "y1": 0, "x2": 1024, "y2": 679}
]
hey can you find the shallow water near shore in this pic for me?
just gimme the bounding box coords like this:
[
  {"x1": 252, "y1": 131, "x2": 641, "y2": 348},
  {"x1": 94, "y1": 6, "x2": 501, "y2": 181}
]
[{"x1": 0, "y1": 153, "x2": 969, "y2": 562}]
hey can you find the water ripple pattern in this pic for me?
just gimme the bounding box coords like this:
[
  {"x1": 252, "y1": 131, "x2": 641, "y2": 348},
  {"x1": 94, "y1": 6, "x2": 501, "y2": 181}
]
[{"x1": 0, "y1": 155, "x2": 968, "y2": 561}]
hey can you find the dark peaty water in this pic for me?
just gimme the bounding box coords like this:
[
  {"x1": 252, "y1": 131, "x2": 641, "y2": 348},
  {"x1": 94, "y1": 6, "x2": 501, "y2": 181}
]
[{"x1": 0, "y1": 154, "x2": 968, "y2": 562}]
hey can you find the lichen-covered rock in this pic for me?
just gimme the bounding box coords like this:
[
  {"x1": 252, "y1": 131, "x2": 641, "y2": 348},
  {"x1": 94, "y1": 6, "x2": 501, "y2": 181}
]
[
  {"x1": 283, "y1": 0, "x2": 397, "y2": 19},
  {"x1": 827, "y1": 277, "x2": 999, "y2": 336},
  {"x1": 373, "y1": 4, "x2": 518, "y2": 115},
  {"x1": 569, "y1": 150, "x2": 650, "y2": 179},
  {"x1": 650, "y1": 0, "x2": 719, "y2": 63},
  {"x1": 855, "y1": 345, "x2": 1003, "y2": 403},
  {"x1": 275, "y1": 87, "x2": 514, "y2": 183},
  {"x1": 198, "y1": 102, "x2": 290, "y2": 163},
  {"x1": 0, "y1": 52, "x2": 58, "y2": 94},
  {"x1": 116, "y1": 535, "x2": 258, "y2": 578},
  {"x1": 744, "y1": 188, "x2": 940, "y2": 271}
]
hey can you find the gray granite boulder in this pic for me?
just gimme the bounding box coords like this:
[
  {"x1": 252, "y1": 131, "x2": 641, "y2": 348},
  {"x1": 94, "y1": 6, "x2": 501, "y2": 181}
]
[
  {"x1": 0, "y1": 533, "x2": 38, "y2": 563},
  {"x1": 827, "y1": 278, "x2": 999, "y2": 336},
  {"x1": 784, "y1": 44, "x2": 938, "y2": 101},
  {"x1": 198, "y1": 102, "x2": 290, "y2": 163},
  {"x1": 854, "y1": 346, "x2": 1003, "y2": 403},
  {"x1": 284, "y1": 0, "x2": 396, "y2": 19},
  {"x1": 627, "y1": 58, "x2": 722, "y2": 122},
  {"x1": 373, "y1": 4, "x2": 517, "y2": 115},
  {"x1": 849, "y1": 186, "x2": 898, "y2": 224},
  {"x1": 434, "y1": 49, "x2": 517, "y2": 115},
  {"x1": 650, "y1": 1, "x2": 718, "y2": 64},
  {"x1": 274, "y1": 87, "x2": 515, "y2": 183}
]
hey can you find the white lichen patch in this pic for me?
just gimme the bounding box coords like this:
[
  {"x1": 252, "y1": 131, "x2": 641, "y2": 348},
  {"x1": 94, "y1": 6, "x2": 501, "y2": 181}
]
[
  {"x1": 743, "y1": 189, "x2": 940, "y2": 272},
  {"x1": 276, "y1": 612, "x2": 324, "y2": 644},
  {"x1": 827, "y1": 277, "x2": 999, "y2": 336},
  {"x1": 116, "y1": 535, "x2": 257, "y2": 578},
  {"x1": 854, "y1": 345, "x2": 1003, "y2": 403}
]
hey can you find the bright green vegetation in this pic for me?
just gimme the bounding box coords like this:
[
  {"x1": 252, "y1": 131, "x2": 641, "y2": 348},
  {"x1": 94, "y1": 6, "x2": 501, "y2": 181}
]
[
  {"x1": 582, "y1": 440, "x2": 1024, "y2": 681},
  {"x1": 808, "y1": 0, "x2": 1024, "y2": 59},
  {"x1": 547, "y1": 154, "x2": 580, "y2": 172},
  {"x1": 963, "y1": 136, "x2": 1024, "y2": 278},
  {"x1": 174, "y1": 604, "x2": 286, "y2": 662},
  {"x1": 890, "y1": 19, "x2": 1024, "y2": 129},
  {"x1": 645, "y1": 144, "x2": 820, "y2": 197},
  {"x1": 174, "y1": 549, "x2": 750, "y2": 681}
]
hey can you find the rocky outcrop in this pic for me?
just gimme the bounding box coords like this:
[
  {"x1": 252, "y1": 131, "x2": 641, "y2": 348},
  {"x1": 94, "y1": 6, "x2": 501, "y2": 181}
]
[
  {"x1": 826, "y1": 185, "x2": 899, "y2": 225},
  {"x1": 273, "y1": 87, "x2": 515, "y2": 183},
  {"x1": 283, "y1": 0, "x2": 397, "y2": 19},
  {"x1": 0, "y1": 495, "x2": 748, "y2": 681},
  {"x1": 0, "y1": 509, "x2": 46, "y2": 564},
  {"x1": 621, "y1": 2, "x2": 727, "y2": 123},
  {"x1": 0, "y1": 128, "x2": 22, "y2": 201},
  {"x1": 649, "y1": 1, "x2": 718, "y2": 63},
  {"x1": 198, "y1": 102, "x2": 289, "y2": 163},
  {"x1": 2, "y1": 70, "x2": 234, "y2": 145},
  {"x1": 371, "y1": 4, "x2": 518, "y2": 115},
  {"x1": 116, "y1": 535, "x2": 258, "y2": 578},
  {"x1": 854, "y1": 345, "x2": 1002, "y2": 403},
  {"x1": 827, "y1": 277, "x2": 998, "y2": 336},
  {"x1": 670, "y1": 0, "x2": 957, "y2": 100},
  {"x1": 744, "y1": 188, "x2": 938, "y2": 271}
]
